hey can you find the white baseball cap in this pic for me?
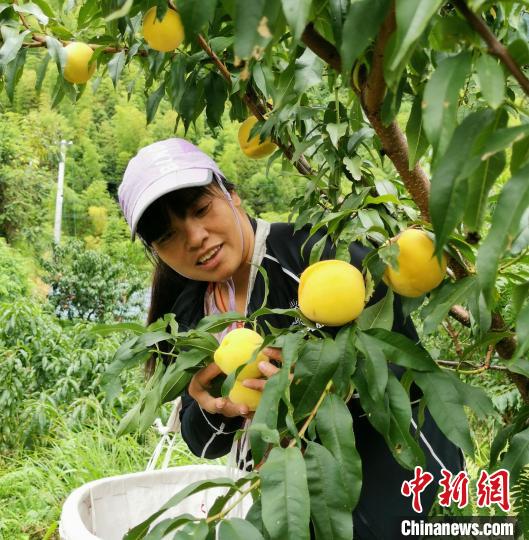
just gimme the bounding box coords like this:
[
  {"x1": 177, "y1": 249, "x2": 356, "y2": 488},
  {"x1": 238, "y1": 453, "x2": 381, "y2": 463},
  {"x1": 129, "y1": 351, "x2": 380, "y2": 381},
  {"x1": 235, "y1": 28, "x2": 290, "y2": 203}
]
[{"x1": 118, "y1": 138, "x2": 224, "y2": 239}]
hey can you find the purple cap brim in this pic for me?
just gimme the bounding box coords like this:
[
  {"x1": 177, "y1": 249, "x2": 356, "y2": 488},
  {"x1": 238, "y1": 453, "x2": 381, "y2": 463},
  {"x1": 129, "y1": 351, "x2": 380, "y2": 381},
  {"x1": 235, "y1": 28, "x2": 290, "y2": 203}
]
[{"x1": 129, "y1": 168, "x2": 213, "y2": 239}]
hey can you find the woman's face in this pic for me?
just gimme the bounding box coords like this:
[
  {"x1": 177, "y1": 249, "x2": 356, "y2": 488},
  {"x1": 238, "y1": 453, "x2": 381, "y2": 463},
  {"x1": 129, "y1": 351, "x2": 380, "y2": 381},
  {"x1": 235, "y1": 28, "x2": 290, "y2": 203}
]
[{"x1": 151, "y1": 189, "x2": 251, "y2": 282}]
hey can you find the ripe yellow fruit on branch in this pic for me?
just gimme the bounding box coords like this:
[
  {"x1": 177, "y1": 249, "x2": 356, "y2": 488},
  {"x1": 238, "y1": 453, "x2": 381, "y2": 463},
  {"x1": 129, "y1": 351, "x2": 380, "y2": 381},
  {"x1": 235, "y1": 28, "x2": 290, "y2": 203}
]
[
  {"x1": 214, "y1": 328, "x2": 267, "y2": 380},
  {"x1": 238, "y1": 117, "x2": 277, "y2": 159},
  {"x1": 229, "y1": 381, "x2": 262, "y2": 411},
  {"x1": 383, "y1": 229, "x2": 447, "y2": 298},
  {"x1": 63, "y1": 42, "x2": 96, "y2": 84},
  {"x1": 298, "y1": 260, "x2": 366, "y2": 326},
  {"x1": 142, "y1": 7, "x2": 185, "y2": 52}
]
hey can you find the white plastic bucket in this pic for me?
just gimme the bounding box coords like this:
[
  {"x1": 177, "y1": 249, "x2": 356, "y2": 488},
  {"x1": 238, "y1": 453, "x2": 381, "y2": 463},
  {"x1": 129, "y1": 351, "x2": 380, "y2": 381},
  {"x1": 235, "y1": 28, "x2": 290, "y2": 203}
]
[{"x1": 59, "y1": 465, "x2": 252, "y2": 540}]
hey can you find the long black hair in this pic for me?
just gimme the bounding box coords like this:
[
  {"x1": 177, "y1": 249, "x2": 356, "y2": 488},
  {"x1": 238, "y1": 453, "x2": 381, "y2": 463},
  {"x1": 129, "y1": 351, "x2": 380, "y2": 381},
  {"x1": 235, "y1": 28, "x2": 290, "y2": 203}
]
[{"x1": 136, "y1": 178, "x2": 235, "y2": 375}]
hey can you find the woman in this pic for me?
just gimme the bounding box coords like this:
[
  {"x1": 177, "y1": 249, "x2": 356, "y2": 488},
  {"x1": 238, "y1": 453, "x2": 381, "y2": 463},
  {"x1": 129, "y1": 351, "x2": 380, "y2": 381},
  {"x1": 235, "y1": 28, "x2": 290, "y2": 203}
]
[{"x1": 118, "y1": 138, "x2": 464, "y2": 539}]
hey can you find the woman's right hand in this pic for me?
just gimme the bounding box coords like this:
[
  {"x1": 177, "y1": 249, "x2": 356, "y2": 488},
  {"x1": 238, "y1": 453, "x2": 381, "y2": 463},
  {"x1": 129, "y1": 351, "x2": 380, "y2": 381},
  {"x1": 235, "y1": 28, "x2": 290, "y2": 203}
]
[{"x1": 188, "y1": 363, "x2": 250, "y2": 418}]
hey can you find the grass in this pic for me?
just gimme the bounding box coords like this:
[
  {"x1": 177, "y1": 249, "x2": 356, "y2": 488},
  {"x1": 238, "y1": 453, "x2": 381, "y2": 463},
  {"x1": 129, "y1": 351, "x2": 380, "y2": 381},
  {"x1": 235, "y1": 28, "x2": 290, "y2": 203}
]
[{"x1": 0, "y1": 400, "x2": 205, "y2": 540}]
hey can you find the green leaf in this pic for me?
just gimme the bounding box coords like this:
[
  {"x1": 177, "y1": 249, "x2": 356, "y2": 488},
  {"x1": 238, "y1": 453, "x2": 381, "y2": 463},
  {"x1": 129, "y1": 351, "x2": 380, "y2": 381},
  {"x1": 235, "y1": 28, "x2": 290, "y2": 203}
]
[
  {"x1": 413, "y1": 370, "x2": 473, "y2": 454},
  {"x1": 117, "y1": 403, "x2": 140, "y2": 435},
  {"x1": 30, "y1": 0, "x2": 54, "y2": 18},
  {"x1": 248, "y1": 423, "x2": 280, "y2": 445},
  {"x1": 358, "y1": 328, "x2": 439, "y2": 372},
  {"x1": 104, "y1": 0, "x2": 133, "y2": 21},
  {"x1": 196, "y1": 312, "x2": 245, "y2": 333},
  {"x1": 423, "y1": 51, "x2": 471, "y2": 159},
  {"x1": 326, "y1": 122, "x2": 348, "y2": 149},
  {"x1": 464, "y1": 151, "x2": 506, "y2": 231},
  {"x1": 511, "y1": 133, "x2": 529, "y2": 173},
  {"x1": 499, "y1": 426, "x2": 529, "y2": 485},
  {"x1": 143, "y1": 515, "x2": 196, "y2": 540},
  {"x1": 304, "y1": 442, "x2": 354, "y2": 540},
  {"x1": 12, "y1": 2, "x2": 49, "y2": 24},
  {"x1": 4, "y1": 48, "x2": 26, "y2": 103},
  {"x1": 124, "y1": 478, "x2": 239, "y2": 539},
  {"x1": 146, "y1": 82, "x2": 166, "y2": 124},
  {"x1": 107, "y1": 50, "x2": 125, "y2": 89},
  {"x1": 357, "y1": 288, "x2": 394, "y2": 331},
  {"x1": 291, "y1": 338, "x2": 341, "y2": 420},
  {"x1": 507, "y1": 358, "x2": 529, "y2": 379},
  {"x1": 490, "y1": 406, "x2": 529, "y2": 468},
  {"x1": 178, "y1": 74, "x2": 205, "y2": 132},
  {"x1": 161, "y1": 366, "x2": 192, "y2": 403},
  {"x1": 515, "y1": 302, "x2": 529, "y2": 359},
  {"x1": 429, "y1": 109, "x2": 494, "y2": 252},
  {"x1": 340, "y1": 0, "x2": 390, "y2": 78},
  {"x1": 250, "y1": 332, "x2": 303, "y2": 463},
  {"x1": 386, "y1": 372, "x2": 425, "y2": 470},
  {"x1": 356, "y1": 331, "x2": 388, "y2": 403},
  {"x1": 260, "y1": 447, "x2": 310, "y2": 540},
  {"x1": 166, "y1": 54, "x2": 187, "y2": 110},
  {"x1": 244, "y1": 499, "x2": 266, "y2": 536},
  {"x1": 281, "y1": 0, "x2": 311, "y2": 40},
  {"x1": 204, "y1": 71, "x2": 227, "y2": 130},
  {"x1": 479, "y1": 124, "x2": 529, "y2": 161},
  {"x1": 78, "y1": 0, "x2": 101, "y2": 27},
  {"x1": 35, "y1": 52, "x2": 50, "y2": 94},
  {"x1": 48, "y1": 37, "x2": 70, "y2": 72},
  {"x1": 328, "y1": 0, "x2": 348, "y2": 45},
  {"x1": 387, "y1": 0, "x2": 443, "y2": 72},
  {"x1": 331, "y1": 325, "x2": 357, "y2": 397},
  {"x1": 234, "y1": 0, "x2": 266, "y2": 59},
  {"x1": 412, "y1": 371, "x2": 495, "y2": 455},
  {"x1": 218, "y1": 518, "x2": 264, "y2": 540},
  {"x1": 175, "y1": 0, "x2": 217, "y2": 42},
  {"x1": 406, "y1": 91, "x2": 429, "y2": 170},
  {"x1": 421, "y1": 277, "x2": 477, "y2": 335},
  {"x1": 309, "y1": 234, "x2": 328, "y2": 265},
  {"x1": 294, "y1": 48, "x2": 324, "y2": 93},
  {"x1": 476, "y1": 162, "x2": 529, "y2": 306},
  {"x1": 172, "y1": 520, "x2": 209, "y2": 539},
  {"x1": 315, "y1": 394, "x2": 362, "y2": 508},
  {"x1": 0, "y1": 27, "x2": 30, "y2": 66},
  {"x1": 353, "y1": 357, "x2": 390, "y2": 437},
  {"x1": 476, "y1": 54, "x2": 505, "y2": 109}
]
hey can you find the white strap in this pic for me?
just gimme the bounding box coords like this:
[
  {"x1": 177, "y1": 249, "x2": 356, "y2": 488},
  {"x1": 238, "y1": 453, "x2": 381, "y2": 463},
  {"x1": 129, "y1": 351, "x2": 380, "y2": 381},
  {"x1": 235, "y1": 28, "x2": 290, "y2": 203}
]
[{"x1": 146, "y1": 397, "x2": 183, "y2": 471}]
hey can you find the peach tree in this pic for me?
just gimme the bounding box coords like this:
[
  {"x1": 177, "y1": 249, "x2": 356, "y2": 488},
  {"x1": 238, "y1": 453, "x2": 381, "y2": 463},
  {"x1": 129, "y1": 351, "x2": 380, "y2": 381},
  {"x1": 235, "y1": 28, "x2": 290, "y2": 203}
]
[{"x1": 3, "y1": 0, "x2": 529, "y2": 537}]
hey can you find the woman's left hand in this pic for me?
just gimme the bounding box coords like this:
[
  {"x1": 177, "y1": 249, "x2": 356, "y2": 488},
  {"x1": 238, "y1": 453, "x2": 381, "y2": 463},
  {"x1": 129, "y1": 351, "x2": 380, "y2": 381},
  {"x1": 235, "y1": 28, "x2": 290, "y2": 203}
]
[{"x1": 241, "y1": 346, "x2": 283, "y2": 392}]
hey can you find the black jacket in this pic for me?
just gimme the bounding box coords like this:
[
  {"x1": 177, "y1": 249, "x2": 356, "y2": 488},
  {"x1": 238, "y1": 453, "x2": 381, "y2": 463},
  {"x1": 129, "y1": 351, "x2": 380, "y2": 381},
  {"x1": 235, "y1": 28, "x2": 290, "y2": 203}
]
[{"x1": 172, "y1": 218, "x2": 464, "y2": 539}]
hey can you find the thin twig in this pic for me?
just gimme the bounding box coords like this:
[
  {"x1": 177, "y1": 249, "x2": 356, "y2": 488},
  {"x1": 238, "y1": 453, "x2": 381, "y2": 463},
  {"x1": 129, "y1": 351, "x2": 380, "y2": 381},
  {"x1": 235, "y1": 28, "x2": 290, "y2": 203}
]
[
  {"x1": 453, "y1": 0, "x2": 529, "y2": 97},
  {"x1": 13, "y1": 0, "x2": 31, "y2": 30},
  {"x1": 205, "y1": 478, "x2": 261, "y2": 523},
  {"x1": 436, "y1": 359, "x2": 507, "y2": 371},
  {"x1": 443, "y1": 320, "x2": 464, "y2": 358},
  {"x1": 290, "y1": 381, "x2": 332, "y2": 445}
]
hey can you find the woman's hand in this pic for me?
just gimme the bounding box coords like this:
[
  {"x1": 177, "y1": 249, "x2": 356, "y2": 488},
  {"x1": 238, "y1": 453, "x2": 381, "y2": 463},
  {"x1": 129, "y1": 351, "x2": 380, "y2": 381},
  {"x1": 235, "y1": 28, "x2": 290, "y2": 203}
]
[
  {"x1": 188, "y1": 363, "x2": 250, "y2": 418},
  {"x1": 242, "y1": 347, "x2": 283, "y2": 392}
]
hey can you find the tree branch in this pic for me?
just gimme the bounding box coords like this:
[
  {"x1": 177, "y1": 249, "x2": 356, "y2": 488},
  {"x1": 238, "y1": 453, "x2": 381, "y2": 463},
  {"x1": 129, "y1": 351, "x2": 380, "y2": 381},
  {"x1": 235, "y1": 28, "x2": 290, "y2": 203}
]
[
  {"x1": 300, "y1": 16, "x2": 526, "y2": 400},
  {"x1": 301, "y1": 18, "x2": 431, "y2": 220},
  {"x1": 453, "y1": 0, "x2": 529, "y2": 98},
  {"x1": 196, "y1": 34, "x2": 312, "y2": 176}
]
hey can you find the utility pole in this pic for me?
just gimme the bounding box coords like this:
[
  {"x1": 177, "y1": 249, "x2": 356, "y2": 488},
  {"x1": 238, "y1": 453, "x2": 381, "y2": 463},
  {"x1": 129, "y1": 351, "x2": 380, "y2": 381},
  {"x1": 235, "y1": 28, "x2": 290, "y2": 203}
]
[{"x1": 53, "y1": 139, "x2": 72, "y2": 245}]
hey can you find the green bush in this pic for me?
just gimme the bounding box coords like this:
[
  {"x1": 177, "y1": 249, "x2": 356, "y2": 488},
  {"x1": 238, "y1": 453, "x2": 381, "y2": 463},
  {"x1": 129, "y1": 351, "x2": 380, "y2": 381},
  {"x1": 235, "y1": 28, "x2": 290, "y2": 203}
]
[
  {"x1": 0, "y1": 400, "x2": 202, "y2": 539},
  {"x1": 0, "y1": 237, "x2": 30, "y2": 301},
  {"x1": 0, "y1": 297, "x2": 137, "y2": 449},
  {"x1": 41, "y1": 239, "x2": 146, "y2": 323}
]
